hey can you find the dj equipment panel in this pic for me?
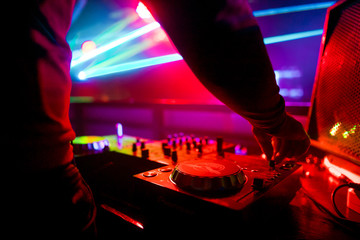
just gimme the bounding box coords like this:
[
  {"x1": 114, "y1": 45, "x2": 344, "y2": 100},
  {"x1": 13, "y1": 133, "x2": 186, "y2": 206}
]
[
  {"x1": 135, "y1": 152, "x2": 301, "y2": 210},
  {"x1": 74, "y1": 134, "x2": 302, "y2": 235}
]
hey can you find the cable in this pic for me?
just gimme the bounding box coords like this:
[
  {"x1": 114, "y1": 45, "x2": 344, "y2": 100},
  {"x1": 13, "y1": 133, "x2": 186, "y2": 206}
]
[
  {"x1": 301, "y1": 185, "x2": 360, "y2": 234},
  {"x1": 331, "y1": 184, "x2": 349, "y2": 218},
  {"x1": 331, "y1": 183, "x2": 360, "y2": 219}
]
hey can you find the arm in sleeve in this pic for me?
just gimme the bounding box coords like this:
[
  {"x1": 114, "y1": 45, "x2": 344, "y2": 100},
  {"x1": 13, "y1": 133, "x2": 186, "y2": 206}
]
[
  {"x1": 143, "y1": 0, "x2": 310, "y2": 160},
  {"x1": 143, "y1": 0, "x2": 286, "y2": 133}
]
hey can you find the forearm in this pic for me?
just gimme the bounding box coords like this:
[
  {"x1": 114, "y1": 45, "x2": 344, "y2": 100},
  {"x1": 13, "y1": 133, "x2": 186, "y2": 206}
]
[{"x1": 144, "y1": 0, "x2": 286, "y2": 131}]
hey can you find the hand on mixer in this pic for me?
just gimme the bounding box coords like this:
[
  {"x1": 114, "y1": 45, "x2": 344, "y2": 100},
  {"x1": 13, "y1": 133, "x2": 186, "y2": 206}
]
[{"x1": 252, "y1": 113, "x2": 310, "y2": 163}]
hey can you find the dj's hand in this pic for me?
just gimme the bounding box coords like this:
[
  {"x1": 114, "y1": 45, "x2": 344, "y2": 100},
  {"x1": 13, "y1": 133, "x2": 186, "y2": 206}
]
[{"x1": 252, "y1": 114, "x2": 310, "y2": 163}]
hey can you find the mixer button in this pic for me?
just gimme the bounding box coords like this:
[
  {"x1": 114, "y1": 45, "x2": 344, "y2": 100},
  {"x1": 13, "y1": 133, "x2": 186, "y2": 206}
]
[
  {"x1": 143, "y1": 171, "x2": 157, "y2": 177},
  {"x1": 252, "y1": 178, "x2": 264, "y2": 189},
  {"x1": 159, "y1": 167, "x2": 173, "y2": 172},
  {"x1": 284, "y1": 162, "x2": 295, "y2": 168},
  {"x1": 280, "y1": 161, "x2": 295, "y2": 170}
]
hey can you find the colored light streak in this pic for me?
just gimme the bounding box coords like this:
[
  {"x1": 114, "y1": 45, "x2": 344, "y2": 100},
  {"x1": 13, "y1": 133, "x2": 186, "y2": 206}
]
[
  {"x1": 329, "y1": 122, "x2": 357, "y2": 139},
  {"x1": 70, "y1": 21, "x2": 161, "y2": 67},
  {"x1": 253, "y1": 1, "x2": 335, "y2": 17},
  {"x1": 342, "y1": 125, "x2": 357, "y2": 139},
  {"x1": 78, "y1": 53, "x2": 183, "y2": 79},
  {"x1": 72, "y1": 1, "x2": 331, "y2": 80},
  {"x1": 68, "y1": 14, "x2": 138, "y2": 56},
  {"x1": 76, "y1": 28, "x2": 323, "y2": 80},
  {"x1": 84, "y1": 40, "x2": 153, "y2": 72},
  {"x1": 93, "y1": 14, "x2": 139, "y2": 46},
  {"x1": 264, "y1": 29, "x2": 323, "y2": 44},
  {"x1": 330, "y1": 122, "x2": 342, "y2": 136}
]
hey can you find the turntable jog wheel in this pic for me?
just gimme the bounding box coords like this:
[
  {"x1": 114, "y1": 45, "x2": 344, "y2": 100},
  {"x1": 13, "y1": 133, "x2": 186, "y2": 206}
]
[{"x1": 170, "y1": 159, "x2": 246, "y2": 197}]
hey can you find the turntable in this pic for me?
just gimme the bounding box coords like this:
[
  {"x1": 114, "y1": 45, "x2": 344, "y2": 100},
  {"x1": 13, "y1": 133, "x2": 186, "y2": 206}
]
[
  {"x1": 134, "y1": 152, "x2": 302, "y2": 211},
  {"x1": 170, "y1": 159, "x2": 246, "y2": 197},
  {"x1": 74, "y1": 133, "x2": 303, "y2": 235},
  {"x1": 74, "y1": 134, "x2": 302, "y2": 211}
]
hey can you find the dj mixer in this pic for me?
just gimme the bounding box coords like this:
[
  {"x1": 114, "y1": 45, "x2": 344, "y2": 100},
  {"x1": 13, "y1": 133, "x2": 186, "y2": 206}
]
[{"x1": 74, "y1": 133, "x2": 303, "y2": 235}]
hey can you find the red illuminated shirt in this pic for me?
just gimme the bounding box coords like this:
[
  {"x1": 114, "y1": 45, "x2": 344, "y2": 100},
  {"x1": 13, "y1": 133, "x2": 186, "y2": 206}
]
[{"x1": 6, "y1": 1, "x2": 76, "y2": 170}]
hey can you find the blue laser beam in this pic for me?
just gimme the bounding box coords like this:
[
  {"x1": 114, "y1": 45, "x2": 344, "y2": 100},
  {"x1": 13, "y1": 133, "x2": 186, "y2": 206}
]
[
  {"x1": 70, "y1": 21, "x2": 161, "y2": 67},
  {"x1": 264, "y1": 29, "x2": 323, "y2": 44},
  {"x1": 253, "y1": 1, "x2": 335, "y2": 17},
  {"x1": 78, "y1": 53, "x2": 183, "y2": 79}
]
